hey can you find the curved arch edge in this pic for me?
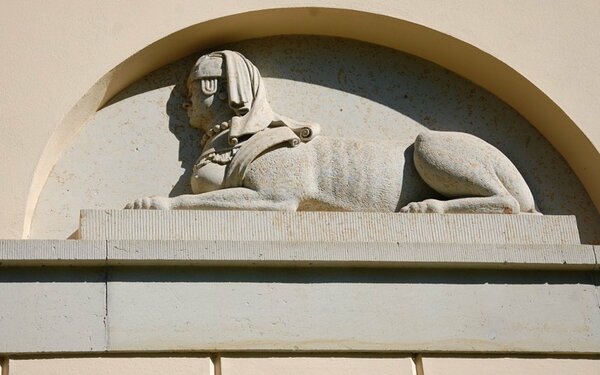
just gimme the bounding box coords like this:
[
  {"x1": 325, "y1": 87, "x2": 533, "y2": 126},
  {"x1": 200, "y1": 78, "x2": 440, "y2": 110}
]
[{"x1": 23, "y1": 7, "x2": 600, "y2": 237}]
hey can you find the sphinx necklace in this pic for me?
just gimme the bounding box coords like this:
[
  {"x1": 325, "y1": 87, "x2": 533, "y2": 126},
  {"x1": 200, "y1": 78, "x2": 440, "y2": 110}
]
[
  {"x1": 200, "y1": 121, "x2": 230, "y2": 147},
  {"x1": 194, "y1": 121, "x2": 239, "y2": 172}
]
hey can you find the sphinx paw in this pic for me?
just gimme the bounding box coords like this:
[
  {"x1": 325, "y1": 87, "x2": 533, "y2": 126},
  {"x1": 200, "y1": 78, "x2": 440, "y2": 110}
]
[
  {"x1": 125, "y1": 196, "x2": 171, "y2": 210},
  {"x1": 400, "y1": 199, "x2": 444, "y2": 213}
]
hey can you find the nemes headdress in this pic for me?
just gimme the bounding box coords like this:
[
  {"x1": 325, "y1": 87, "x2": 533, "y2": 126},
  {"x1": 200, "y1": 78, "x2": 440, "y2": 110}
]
[{"x1": 188, "y1": 50, "x2": 320, "y2": 146}]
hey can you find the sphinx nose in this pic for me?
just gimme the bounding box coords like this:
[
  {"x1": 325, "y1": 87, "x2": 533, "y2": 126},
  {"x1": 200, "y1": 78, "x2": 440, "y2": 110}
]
[{"x1": 182, "y1": 101, "x2": 192, "y2": 110}]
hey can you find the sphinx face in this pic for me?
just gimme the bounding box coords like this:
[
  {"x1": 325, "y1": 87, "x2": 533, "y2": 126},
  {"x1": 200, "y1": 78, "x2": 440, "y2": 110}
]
[
  {"x1": 184, "y1": 56, "x2": 230, "y2": 130},
  {"x1": 184, "y1": 79, "x2": 231, "y2": 130}
]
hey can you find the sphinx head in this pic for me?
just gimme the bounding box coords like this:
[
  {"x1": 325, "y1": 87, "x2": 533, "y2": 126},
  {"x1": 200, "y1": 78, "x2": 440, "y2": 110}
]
[
  {"x1": 184, "y1": 50, "x2": 319, "y2": 146},
  {"x1": 184, "y1": 51, "x2": 261, "y2": 131},
  {"x1": 184, "y1": 54, "x2": 229, "y2": 130}
]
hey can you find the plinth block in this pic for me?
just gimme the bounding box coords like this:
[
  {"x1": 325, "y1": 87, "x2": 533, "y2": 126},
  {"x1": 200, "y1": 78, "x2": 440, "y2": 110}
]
[{"x1": 79, "y1": 210, "x2": 580, "y2": 244}]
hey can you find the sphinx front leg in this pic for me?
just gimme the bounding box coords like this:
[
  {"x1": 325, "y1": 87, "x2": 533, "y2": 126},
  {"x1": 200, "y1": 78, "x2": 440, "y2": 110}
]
[
  {"x1": 126, "y1": 188, "x2": 298, "y2": 211},
  {"x1": 125, "y1": 196, "x2": 172, "y2": 210}
]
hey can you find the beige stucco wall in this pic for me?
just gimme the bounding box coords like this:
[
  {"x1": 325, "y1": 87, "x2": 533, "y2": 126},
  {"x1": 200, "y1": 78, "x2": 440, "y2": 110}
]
[
  {"x1": 4, "y1": 356, "x2": 600, "y2": 375},
  {"x1": 1, "y1": 1, "x2": 599, "y2": 239}
]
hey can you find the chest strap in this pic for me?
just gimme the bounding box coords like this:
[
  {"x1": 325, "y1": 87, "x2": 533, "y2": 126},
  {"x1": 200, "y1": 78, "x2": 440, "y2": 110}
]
[{"x1": 223, "y1": 126, "x2": 300, "y2": 188}]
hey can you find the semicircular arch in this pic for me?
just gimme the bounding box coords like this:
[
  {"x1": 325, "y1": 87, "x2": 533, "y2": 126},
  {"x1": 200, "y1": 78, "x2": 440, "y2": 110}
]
[{"x1": 25, "y1": 7, "x2": 600, "y2": 236}]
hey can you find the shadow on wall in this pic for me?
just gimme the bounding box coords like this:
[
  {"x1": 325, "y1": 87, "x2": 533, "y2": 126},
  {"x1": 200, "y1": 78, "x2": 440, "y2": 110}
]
[
  {"x1": 42, "y1": 35, "x2": 600, "y2": 243},
  {"x1": 105, "y1": 63, "x2": 201, "y2": 198},
  {"x1": 165, "y1": 82, "x2": 200, "y2": 197}
]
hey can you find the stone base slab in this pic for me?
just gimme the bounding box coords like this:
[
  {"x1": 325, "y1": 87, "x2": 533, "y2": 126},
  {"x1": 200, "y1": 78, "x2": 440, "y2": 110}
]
[
  {"x1": 0, "y1": 240, "x2": 598, "y2": 354},
  {"x1": 0, "y1": 266, "x2": 106, "y2": 353},
  {"x1": 106, "y1": 267, "x2": 600, "y2": 353},
  {"x1": 1, "y1": 209, "x2": 595, "y2": 354},
  {"x1": 79, "y1": 210, "x2": 581, "y2": 244}
]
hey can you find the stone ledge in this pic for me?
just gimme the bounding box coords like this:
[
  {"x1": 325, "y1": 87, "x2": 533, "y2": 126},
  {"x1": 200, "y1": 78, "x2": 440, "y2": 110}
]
[
  {"x1": 0, "y1": 240, "x2": 597, "y2": 270},
  {"x1": 0, "y1": 240, "x2": 105, "y2": 266},
  {"x1": 106, "y1": 241, "x2": 598, "y2": 269},
  {"x1": 0, "y1": 266, "x2": 106, "y2": 353},
  {"x1": 106, "y1": 267, "x2": 600, "y2": 353},
  {"x1": 1, "y1": 242, "x2": 599, "y2": 354},
  {"x1": 79, "y1": 210, "x2": 581, "y2": 244}
]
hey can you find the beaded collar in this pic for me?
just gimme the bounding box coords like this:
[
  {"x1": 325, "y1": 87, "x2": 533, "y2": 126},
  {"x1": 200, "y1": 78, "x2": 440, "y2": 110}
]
[{"x1": 200, "y1": 121, "x2": 230, "y2": 147}]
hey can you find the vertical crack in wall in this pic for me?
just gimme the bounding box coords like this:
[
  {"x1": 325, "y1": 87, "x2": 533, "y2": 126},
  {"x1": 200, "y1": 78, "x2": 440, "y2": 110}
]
[
  {"x1": 592, "y1": 246, "x2": 600, "y2": 315},
  {"x1": 104, "y1": 239, "x2": 109, "y2": 351},
  {"x1": 412, "y1": 354, "x2": 424, "y2": 375},
  {"x1": 0, "y1": 355, "x2": 8, "y2": 375},
  {"x1": 210, "y1": 354, "x2": 222, "y2": 375}
]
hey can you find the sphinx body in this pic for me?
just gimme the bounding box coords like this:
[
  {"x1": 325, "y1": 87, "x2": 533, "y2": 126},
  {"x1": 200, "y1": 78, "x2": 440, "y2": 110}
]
[
  {"x1": 130, "y1": 129, "x2": 536, "y2": 214},
  {"x1": 126, "y1": 50, "x2": 537, "y2": 214},
  {"x1": 239, "y1": 132, "x2": 536, "y2": 214}
]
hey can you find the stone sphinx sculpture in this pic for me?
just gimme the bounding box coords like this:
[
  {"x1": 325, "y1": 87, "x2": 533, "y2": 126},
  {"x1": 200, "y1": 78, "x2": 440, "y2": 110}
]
[{"x1": 126, "y1": 50, "x2": 537, "y2": 214}]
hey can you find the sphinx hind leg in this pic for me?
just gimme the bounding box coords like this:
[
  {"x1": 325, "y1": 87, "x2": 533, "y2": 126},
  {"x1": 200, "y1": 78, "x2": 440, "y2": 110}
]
[
  {"x1": 400, "y1": 196, "x2": 519, "y2": 214},
  {"x1": 400, "y1": 131, "x2": 522, "y2": 214}
]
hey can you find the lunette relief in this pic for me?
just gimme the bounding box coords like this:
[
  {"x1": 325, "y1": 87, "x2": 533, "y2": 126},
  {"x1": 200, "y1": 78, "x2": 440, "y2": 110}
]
[{"x1": 127, "y1": 50, "x2": 537, "y2": 214}]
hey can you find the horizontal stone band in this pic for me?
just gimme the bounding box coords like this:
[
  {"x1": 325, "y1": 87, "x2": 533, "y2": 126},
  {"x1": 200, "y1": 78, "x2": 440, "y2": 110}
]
[{"x1": 1, "y1": 240, "x2": 597, "y2": 270}]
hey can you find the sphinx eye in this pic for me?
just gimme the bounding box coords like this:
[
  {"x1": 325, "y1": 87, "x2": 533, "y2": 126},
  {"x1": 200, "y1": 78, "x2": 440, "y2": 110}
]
[{"x1": 201, "y1": 78, "x2": 218, "y2": 95}]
